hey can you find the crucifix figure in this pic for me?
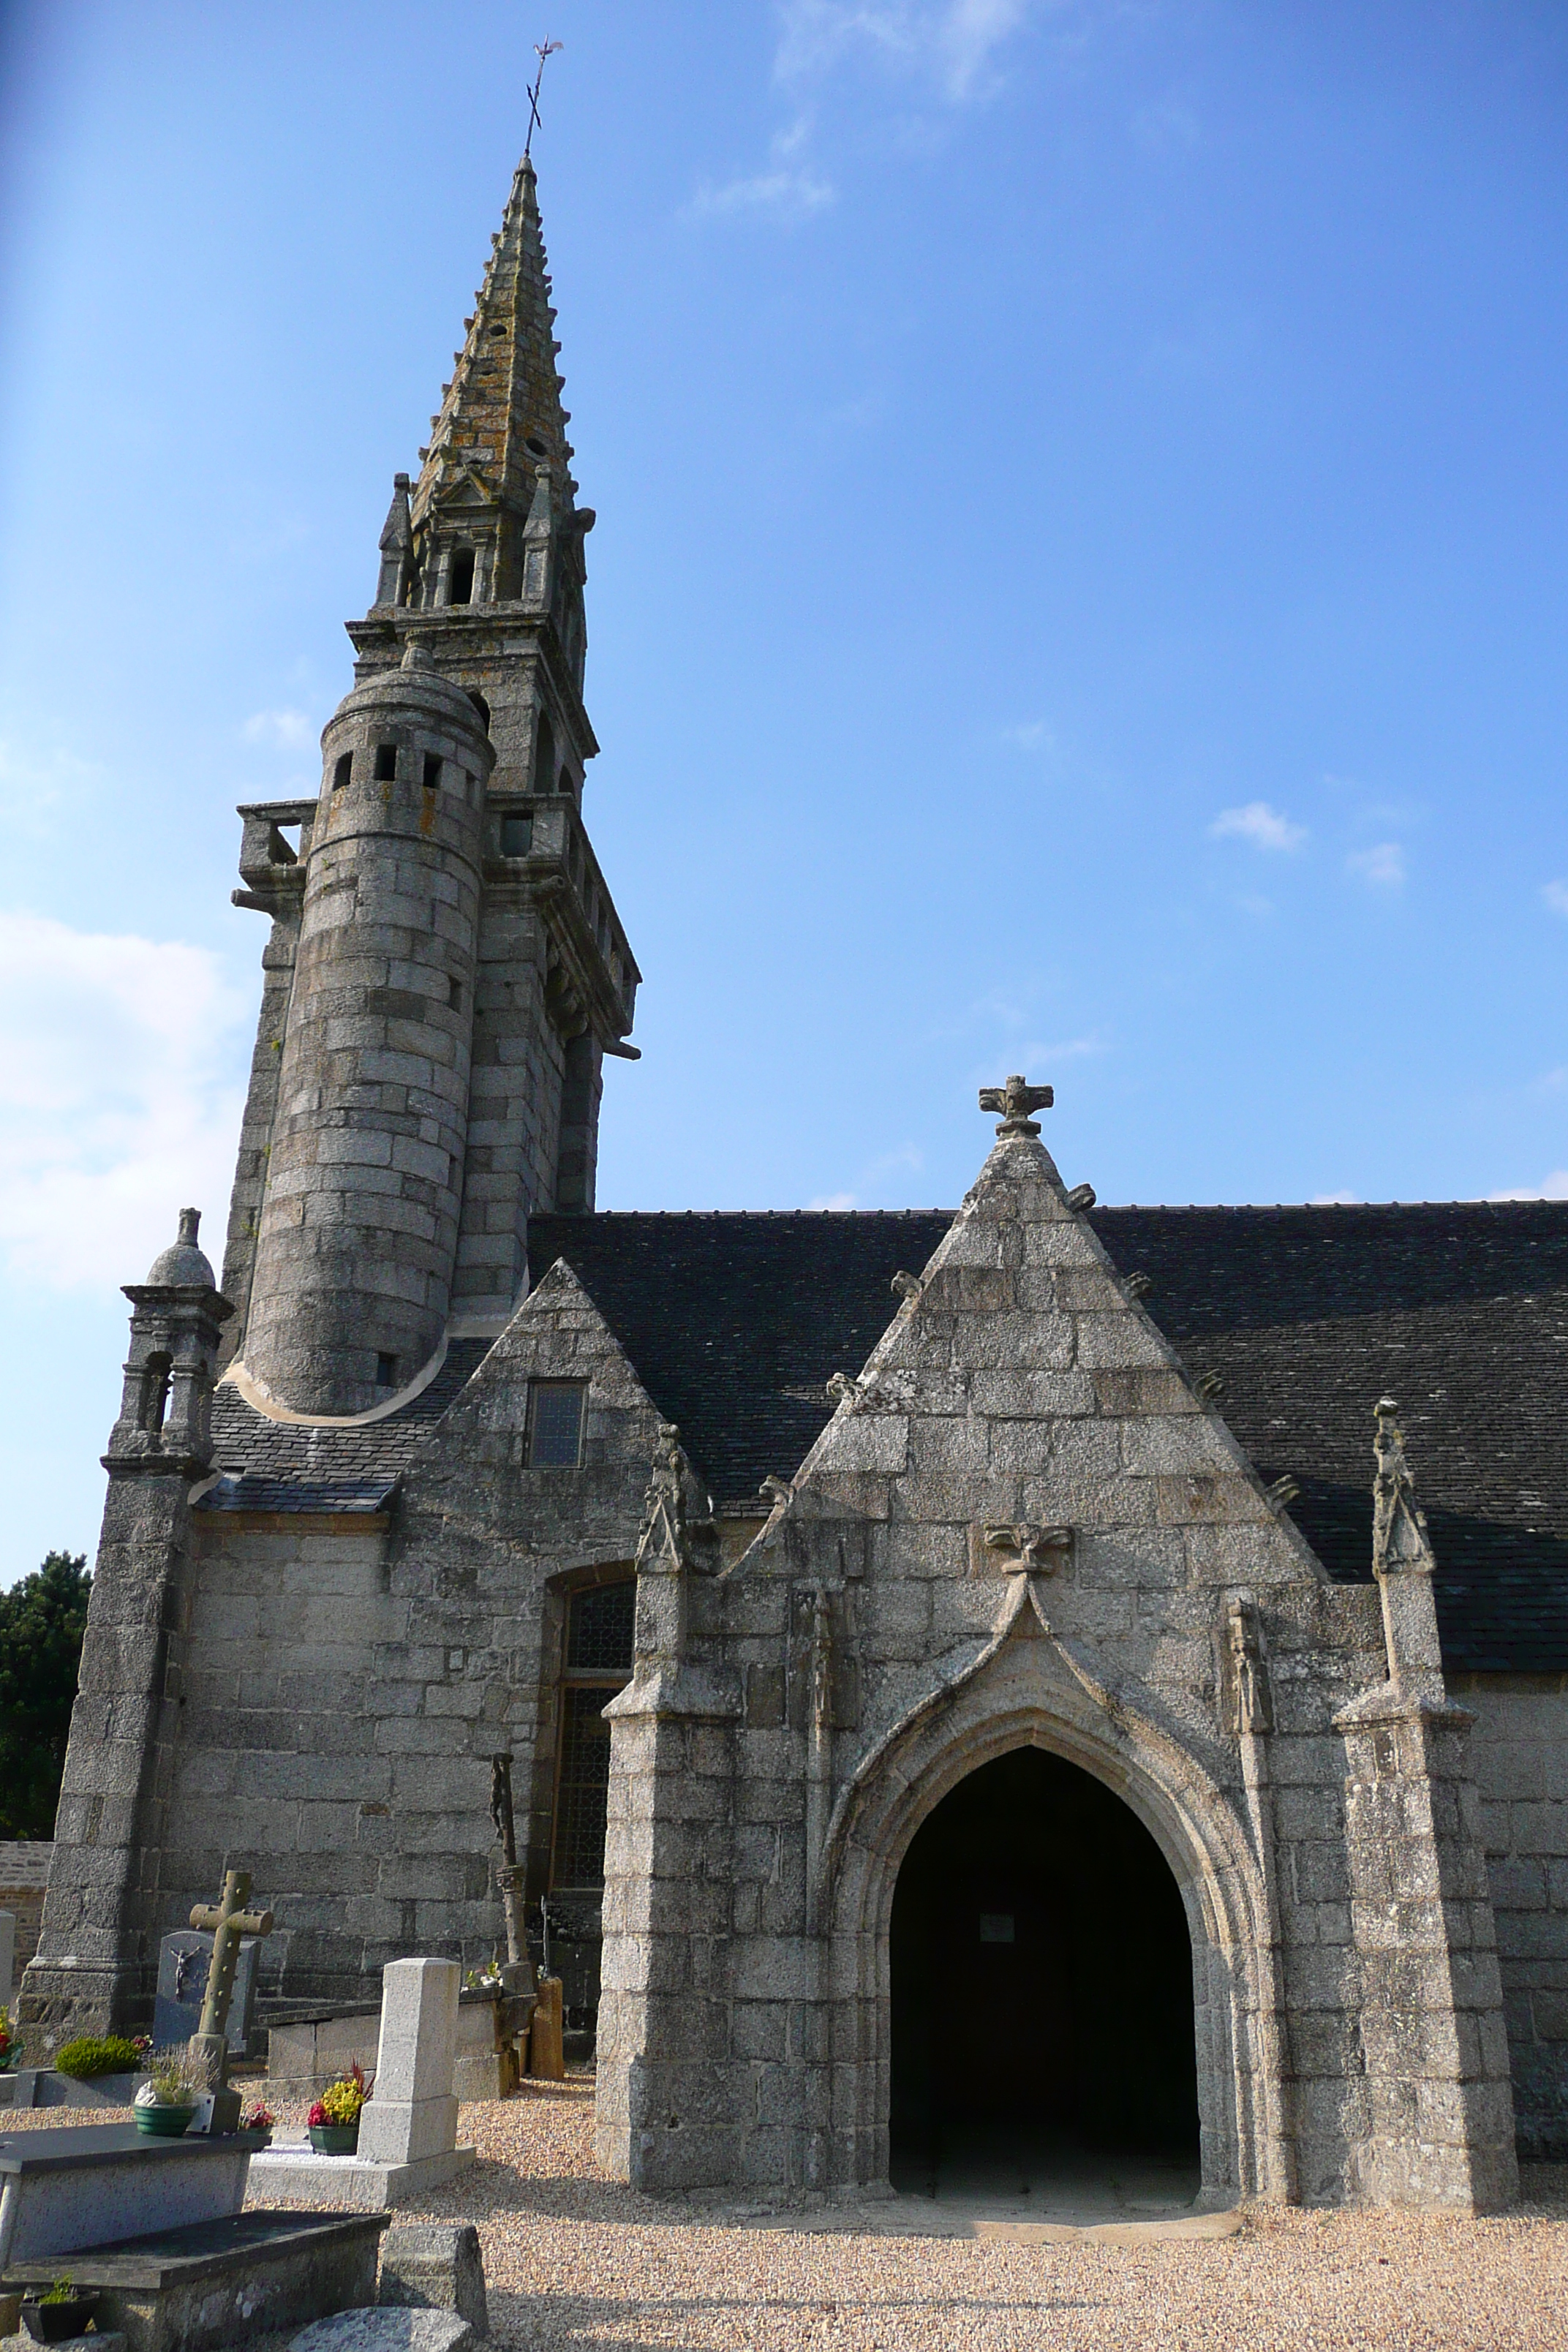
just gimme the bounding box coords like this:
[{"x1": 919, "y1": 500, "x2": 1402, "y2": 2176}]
[
  {"x1": 978, "y1": 1074, "x2": 1055, "y2": 1137},
  {"x1": 188, "y1": 1868, "x2": 273, "y2": 2095},
  {"x1": 524, "y1": 37, "x2": 563, "y2": 158}
]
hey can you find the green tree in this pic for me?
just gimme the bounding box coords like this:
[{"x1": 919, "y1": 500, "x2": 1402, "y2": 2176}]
[{"x1": 0, "y1": 1551, "x2": 91, "y2": 1839}]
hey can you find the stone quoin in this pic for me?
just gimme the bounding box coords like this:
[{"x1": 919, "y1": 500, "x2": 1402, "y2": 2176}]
[{"x1": 20, "y1": 151, "x2": 1568, "y2": 2212}]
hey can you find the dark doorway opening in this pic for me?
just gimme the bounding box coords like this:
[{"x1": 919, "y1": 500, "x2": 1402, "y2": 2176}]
[{"x1": 889, "y1": 1746, "x2": 1201, "y2": 2209}]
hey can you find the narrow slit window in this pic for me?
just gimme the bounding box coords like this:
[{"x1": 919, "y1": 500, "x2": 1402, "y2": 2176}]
[
  {"x1": 448, "y1": 975, "x2": 463, "y2": 1011},
  {"x1": 374, "y1": 743, "x2": 398, "y2": 783},
  {"x1": 375, "y1": 1352, "x2": 398, "y2": 1389},
  {"x1": 449, "y1": 549, "x2": 476, "y2": 605},
  {"x1": 423, "y1": 753, "x2": 442, "y2": 790},
  {"x1": 332, "y1": 752, "x2": 353, "y2": 791},
  {"x1": 500, "y1": 813, "x2": 532, "y2": 858},
  {"x1": 529, "y1": 1381, "x2": 585, "y2": 1468}
]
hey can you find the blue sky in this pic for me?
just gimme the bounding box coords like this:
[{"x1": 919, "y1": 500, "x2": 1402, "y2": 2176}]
[{"x1": 3, "y1": 0, "x2": 1568, "y2": 1580}]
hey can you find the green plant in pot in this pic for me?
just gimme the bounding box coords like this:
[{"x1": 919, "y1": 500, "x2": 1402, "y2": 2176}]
[
  {"x1": 308, "y1": 2061, "x2": 369, "y2": 2155},
  {"x1": 20, "y1": 2274, "x2": 102, "y2": 2342},
  {"x1": 132, "y1": 2043, "x2": 206, "y2": 2137}
]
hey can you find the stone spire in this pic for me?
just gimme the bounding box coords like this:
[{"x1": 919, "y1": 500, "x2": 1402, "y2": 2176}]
[{"x1": 403, "y1": 154, "x2": 590, "y2": 612}]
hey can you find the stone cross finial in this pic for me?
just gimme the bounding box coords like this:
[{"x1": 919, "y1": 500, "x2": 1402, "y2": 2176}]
[
  {"x1": 978, "y1": 1074, "x2": 1055, "y2": 1137},
  {"x1": 188, "y1": 1867, "x2": 273, "y2": 2091}
]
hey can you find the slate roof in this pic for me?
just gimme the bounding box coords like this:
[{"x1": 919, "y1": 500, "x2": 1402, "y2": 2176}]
[
  {"x1": 197, "y1": 1202, "x2": 1568, "y2": 1672},
  {"x1": 531, "y1": 1204, "x2": 1568, "y2": 1674},
  {"x1": 201, "y1": 1338, "x2": 494, "y2": 1515}
]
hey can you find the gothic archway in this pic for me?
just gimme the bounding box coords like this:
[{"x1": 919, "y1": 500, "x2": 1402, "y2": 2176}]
[
  {"x1": 815, "y1": 1613, "x2": 1289, "y2": 2207},
  {"x1": 888, "y1": 1746, "x2": 1200, "y2": 2204}
]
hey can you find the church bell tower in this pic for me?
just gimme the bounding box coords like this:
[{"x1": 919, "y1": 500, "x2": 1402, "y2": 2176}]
[{"x1": 219, "y1": 156, "x2": 639, "y2": 1415}]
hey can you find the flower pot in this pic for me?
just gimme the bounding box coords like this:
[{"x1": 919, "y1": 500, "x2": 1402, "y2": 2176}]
[
  {"x1": 135, "y1": 2101, "x2": 196, "y2": 2138},
  {"x1": 21, "y1": 2296, "x2": 102, "y2": 2342},
  {"x1": 309, "y1": 2122, "x2": 360, "y2": 2155}
]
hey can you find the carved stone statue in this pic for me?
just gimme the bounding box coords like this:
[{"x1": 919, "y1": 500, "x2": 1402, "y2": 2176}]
[{"x1": 1226, "y1": 1599, "x2": 1274, "y2": 1737}]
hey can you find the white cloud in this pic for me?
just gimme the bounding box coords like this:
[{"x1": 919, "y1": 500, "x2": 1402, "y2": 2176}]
[
  {"x1": 776, "y1": 0, "x2": 1036, "y2": 102},
  {"x1": 1488, "y1": 1172, "x2": 1568, "y2": 1202},
  {"x1": 1208, "y1": 802, "x2": 1308, "y2": 854},
  {"x1": 243, "y1": 708, "x2": 317, "y2": 751},
  {"x1": 1014, "y1": 1033, "x2": 1105, "y2": 1065},
  {"x1": 1542, "y1": 880, "x2": 1568, "y2": 918},
  {"x1": 1347, "y1": 841, "x2": 1406, "y2": 889},
  {"x1": 692, "y1": 165, "x2": 835, "y2": 220},
  {"x1": 691, "y1": 112, "x2": 836, "y2": 219},
  {"x1": 1001, "y1": 719, "x2": 1052, "y2": 751},
  {"x1": 0, "y1": 912, "x2": 249, "y2": 1290},
  {"x1": 1311, "y1": 1191, "x2": 1362, "y2": 1205},
  {"x1": 809, "y1": 1190, "x2": 859, "y2": 1210}
]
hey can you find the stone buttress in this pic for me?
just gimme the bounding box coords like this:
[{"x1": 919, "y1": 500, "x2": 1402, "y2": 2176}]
[
  {"x1": 595, "y1": 1093, "x2": 1517, "y2": 2209},
  {"x1": 20, "y1": 1215, "x2": 231, "y2": 2040}
]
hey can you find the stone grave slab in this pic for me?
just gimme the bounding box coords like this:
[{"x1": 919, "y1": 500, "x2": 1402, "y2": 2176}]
[
  {"x1": 0, "y1": 2122, "x2": 265, "y2": 2268},
  {"x1": 153, "y1": 1928, "x2": 260, "y2": 2054},
  {"x1": 290, "y1": 2310, "x2": 474, "y2": 2351},
  {"x1": 244, "y1": 2141, "x2": 475, "y2": 2212},
  {"x1": 2, "y1": 2207, "x2": 387, "y2": 2352}
]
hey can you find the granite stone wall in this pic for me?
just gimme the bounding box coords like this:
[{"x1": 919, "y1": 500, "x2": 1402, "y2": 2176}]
[
  {"x1": 1456, "y1": 1674, "x2": 1568, "y2": 2157},
  {"x1": 141, "y1": 1262, "x2": 661, "y2": 2010}
]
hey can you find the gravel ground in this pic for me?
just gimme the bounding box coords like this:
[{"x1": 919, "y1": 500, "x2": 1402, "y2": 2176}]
[{"x1": 7, "y1": 2087, "x2": 1565, "y2": 2348}]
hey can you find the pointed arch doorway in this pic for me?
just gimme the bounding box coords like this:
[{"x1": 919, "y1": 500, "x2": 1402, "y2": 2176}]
[{"x1": 889, "y1": 1745, "x2": 1202, "y2": 2209}]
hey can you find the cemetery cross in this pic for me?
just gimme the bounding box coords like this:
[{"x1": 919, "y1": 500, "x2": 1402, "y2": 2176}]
[{"x1": 188, "y1": 1869, "x2": 274, "y2": 2092}]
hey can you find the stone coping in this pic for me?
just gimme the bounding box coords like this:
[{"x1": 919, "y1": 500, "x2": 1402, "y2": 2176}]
[
  {"x1": 1, "y1": 2206, "x2": 388, "y2": 2291},
  {"x1": 0, "y1": 2123, "x2": 269, "y2": 2175},
  {"x1": 263, "y1": 1989, "x2": 500, "y2": 2029}
]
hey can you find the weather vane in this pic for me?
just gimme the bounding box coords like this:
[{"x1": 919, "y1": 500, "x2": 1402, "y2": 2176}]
[{"x1": 524, "y1": 36, "x2": 563, "y2": 157}]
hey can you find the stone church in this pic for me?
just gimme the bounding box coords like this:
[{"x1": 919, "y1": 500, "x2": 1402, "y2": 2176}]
[{"x1": 21, "y1": 154, "x2": 1568, "y2": 2215}]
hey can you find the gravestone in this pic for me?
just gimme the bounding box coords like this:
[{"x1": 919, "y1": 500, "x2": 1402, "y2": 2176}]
[
  {"x1": 0, "y1": 1909, "x2": 14, "y2": 2006},
  {"x1": 249, "y1": 1959, "x2": 474, "y2": 2209},
  {"x1": 357, "y1": 1961, "x2": 460, "y2": 2173},
  {"x1": 154, "y1": 1929, "x2": 260, "y2": 2055}
]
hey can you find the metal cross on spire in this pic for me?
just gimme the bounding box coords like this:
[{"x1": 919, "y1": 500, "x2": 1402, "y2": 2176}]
[{"x1": 524, "y1": 36, "x2": 563, "y2": 157}]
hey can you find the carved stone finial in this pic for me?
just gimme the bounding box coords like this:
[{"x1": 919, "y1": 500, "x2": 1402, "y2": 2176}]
[
  {"x1": 889, "y1": 1269, "x2": 921, "y2": 1302},
  {"x1": 984, "y1": 1522, "x2": 1072, "y2": 1575},
  {"x1": 826, "y1": 1372, "x2": 859, "y2": 1409},
  {"x1": 978, "y1": 1074, "x2": 1055, "y2": 1138},
  {"x1": 1066, "y1": 1182, "x2": 1096, "y2": 1212},
  {"x1": 759, "y1": 1474, "x2": 792, "y2": 1509},
  {"x1": 636, "y1": 1421, "x2": 688, "y2": 1570}
]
